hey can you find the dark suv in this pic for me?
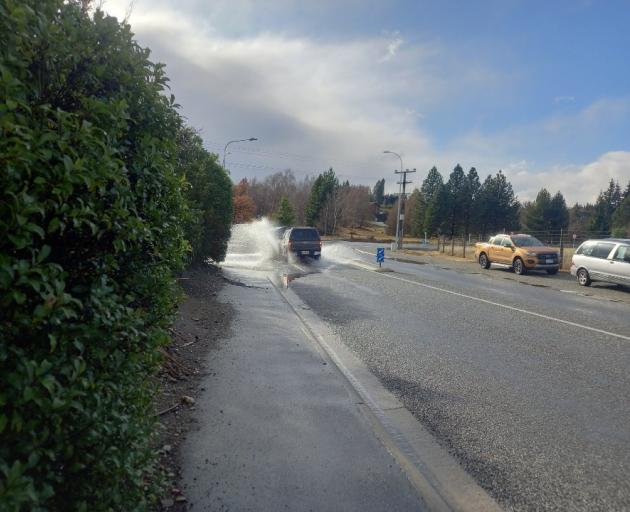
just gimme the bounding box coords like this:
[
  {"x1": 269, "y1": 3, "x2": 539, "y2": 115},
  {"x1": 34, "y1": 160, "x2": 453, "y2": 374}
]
[{"x1": 281, "y1": 227, "x2": 322, "y2": 260}]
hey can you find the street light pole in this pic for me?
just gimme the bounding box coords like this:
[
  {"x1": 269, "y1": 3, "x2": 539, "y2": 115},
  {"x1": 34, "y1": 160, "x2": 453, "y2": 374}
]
[
  {"x1": 383, "y1": 150, "x2": 404, "y2": 249},
  {"x1": 223, "y1": 137, "x2": 258, "y2": 170}
]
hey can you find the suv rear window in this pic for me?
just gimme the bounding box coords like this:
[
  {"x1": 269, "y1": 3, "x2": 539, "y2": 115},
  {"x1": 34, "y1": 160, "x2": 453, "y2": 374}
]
[
  {"x1": 290, "y1": 228, "x2": 320, "y2": 241},
  {"x1": 576, "y1": 241, "x2": 595, "y2": 256}
]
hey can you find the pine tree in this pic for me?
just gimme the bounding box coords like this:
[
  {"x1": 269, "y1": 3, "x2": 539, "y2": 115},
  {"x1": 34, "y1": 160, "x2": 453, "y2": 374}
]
[
  {"x1": 612, "y1": 195, "x2": 630, "y2": 237},
  {"x1": 420, "y1": 167, "x2": 445, "y2": 235},
  {"x1": 274, "y1": 195, "x2": 296, "y2": 226},
  {"x1": 424, "y1": 186, "x2": 448, "y2": 235},
  {"x1": 421, "y1": 166, "x2": 443, "y2": 202},
  {"x1": 548, "y1": 192, "x2": 569, "y2": 231},
  {"x1": 464, "y1": 167, "x2": 481, "y2": 238},
  {"x1": 568, "y1": 203, "x2": 596, "y2": 233},
  {"x1": 409, "y1": 190, "x2": 427, "y2": 237},
  {"x1": 305, "y1": 175, "x2": 323, "y2": 226},
  {"x1": 476, "y1": 171, "x2": 520, "y2": 236},
  {"x1": 588, "y1": 179, "x2": 622, "y2": 233},
  {"x1": 524, "y1": 188, "x2": 552, "y2": 231},
  {"x1": 444, "y1": 164, "x2": 467, "y2": 236},
  {"x1": 305, "y1": 168, "x2": 338, "y2": 227},
  {"x1": 373, "y1": 178, "x2": 385, "y2": 205}
]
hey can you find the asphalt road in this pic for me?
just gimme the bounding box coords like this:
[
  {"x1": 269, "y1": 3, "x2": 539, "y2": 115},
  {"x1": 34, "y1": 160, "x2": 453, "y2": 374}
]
[{"x1": 270, "y1": 241, "x2": 630, "y2": 511}]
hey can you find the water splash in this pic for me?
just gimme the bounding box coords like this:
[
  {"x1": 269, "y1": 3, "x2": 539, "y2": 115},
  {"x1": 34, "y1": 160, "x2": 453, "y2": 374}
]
[
  {"x1": 222, "y1": 218, "x2": 282, "y2": 270},
  {"x1": 320, "y1": 242, "x2": 360, "y2": 265}
]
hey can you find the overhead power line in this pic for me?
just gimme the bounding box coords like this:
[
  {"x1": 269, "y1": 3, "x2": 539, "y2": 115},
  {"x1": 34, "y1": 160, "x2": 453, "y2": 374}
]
[
  {"x1": 226, "y1": 161, "x2": 375, "y2": 183},
  {"x1": 203, "y1": 139, "x2": 386, "y2": 173}
]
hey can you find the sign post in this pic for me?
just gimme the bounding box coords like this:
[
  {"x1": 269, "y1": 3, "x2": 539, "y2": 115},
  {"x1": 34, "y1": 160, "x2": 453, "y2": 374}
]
[{"x1": 376, "y1": 247, "x2": 385, "y2": 268}]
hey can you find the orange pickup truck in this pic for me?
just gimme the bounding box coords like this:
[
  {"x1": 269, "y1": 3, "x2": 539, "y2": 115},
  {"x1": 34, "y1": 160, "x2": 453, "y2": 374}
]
[{"x1": 474, "y1": 234, "x2": 560, "y2": 275}]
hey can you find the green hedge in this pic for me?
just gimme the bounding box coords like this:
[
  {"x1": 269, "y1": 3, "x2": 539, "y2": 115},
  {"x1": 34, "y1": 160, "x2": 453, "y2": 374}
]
[
  {"x1": 177, "y1": 127, "x2": 233, "y2": 264},
  {"x1": 0, "y1": 1, "x2": 231, "y2": 509}
]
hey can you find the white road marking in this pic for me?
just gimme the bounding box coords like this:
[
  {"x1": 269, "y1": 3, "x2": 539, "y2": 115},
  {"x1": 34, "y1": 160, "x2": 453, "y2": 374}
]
[
  {"x1": 354, "y1": 248, "x2": 380, "y2": 258},
  {"x1": 372, "y1": 271, "x2": 630, "y2": 342},
  {"x1": 291, "y1": 262, "x2": 308, "y2": 273}
]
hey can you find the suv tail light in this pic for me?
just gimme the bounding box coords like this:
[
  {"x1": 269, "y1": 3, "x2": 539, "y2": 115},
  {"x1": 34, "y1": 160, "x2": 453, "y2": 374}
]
[{"x1": 288, "y1": 241, "x2": 293, "y2": 250}]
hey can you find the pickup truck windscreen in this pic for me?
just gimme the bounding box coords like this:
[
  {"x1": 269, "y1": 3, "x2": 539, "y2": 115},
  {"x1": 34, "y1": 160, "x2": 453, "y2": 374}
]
[{"x1": 512, "y1": 236, "x2": 544, "y2": 247}]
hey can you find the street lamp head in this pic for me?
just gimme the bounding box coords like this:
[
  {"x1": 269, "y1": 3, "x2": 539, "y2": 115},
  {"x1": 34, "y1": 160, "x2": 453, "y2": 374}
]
[
  {"x1": 223, "y1": 137, "x2": 258, "y2": 169},
  {"x1": 383, "y1": 150, "x2": 391, "y2": 154}
]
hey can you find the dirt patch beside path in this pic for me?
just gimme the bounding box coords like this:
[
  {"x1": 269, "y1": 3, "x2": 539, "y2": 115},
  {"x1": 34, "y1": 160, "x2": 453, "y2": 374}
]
[{"x1": 154, "y1": 264, "x2": 234, "y2": 510}]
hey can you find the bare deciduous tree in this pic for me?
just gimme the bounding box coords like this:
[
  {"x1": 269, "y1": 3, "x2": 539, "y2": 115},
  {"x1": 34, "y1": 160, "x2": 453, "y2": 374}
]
[
  {"x1": 318, "y1": 187, "x2": 344, "y2": 235},
  {"x1": 249, "y1": 170, "x2": 313, "y2": 224},
  {"x1": 340, "y1": 185, "x2": 372, "y2": 228}
]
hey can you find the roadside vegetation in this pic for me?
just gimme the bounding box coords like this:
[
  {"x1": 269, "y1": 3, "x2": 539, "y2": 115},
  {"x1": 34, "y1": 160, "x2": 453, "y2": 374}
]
[
  {"x1": 0, "y1": 1, "x2": 231, "y2": 509},
  {"x1": 233, "y1": 165, "x2": 630, "y2": 241}
]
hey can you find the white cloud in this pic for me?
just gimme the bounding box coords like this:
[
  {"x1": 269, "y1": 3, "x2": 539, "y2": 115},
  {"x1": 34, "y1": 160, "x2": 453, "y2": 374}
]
[
  {"x1": 379, "y1": 33, "x2": 403, "y2": 62},
  {"x1": 100, "y1": 0, "x2": 499, "y2": 189},
  {"x1": 100, "y1": 1, "x2": 629, "y2": 201},
  {"x1": 506, "y1": 151, "x2": 630, "y2": 204},
  {"x1": 543, "y1": 97, "x2": 630, "y2": 135}
]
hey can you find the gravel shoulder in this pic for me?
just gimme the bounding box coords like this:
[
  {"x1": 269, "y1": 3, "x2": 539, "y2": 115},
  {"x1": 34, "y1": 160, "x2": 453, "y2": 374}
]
[{"x1": 153, "y1": 265, "x2": 234, "y2": 510}]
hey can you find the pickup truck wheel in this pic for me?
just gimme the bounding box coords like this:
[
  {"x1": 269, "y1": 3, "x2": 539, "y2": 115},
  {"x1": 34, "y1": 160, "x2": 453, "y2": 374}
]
[
  {"x1": 513, "y1": 257, "x2": 527, "y2": 275},
  {"x1": 546, "y1": 268, "x2": 558, "y2": 275},
  {"x1": 479, "y1": 253, "x2": 490, "y2": 269},
  {"x1": 577, "y1": 268, "x2": 591, "y2": 286}
]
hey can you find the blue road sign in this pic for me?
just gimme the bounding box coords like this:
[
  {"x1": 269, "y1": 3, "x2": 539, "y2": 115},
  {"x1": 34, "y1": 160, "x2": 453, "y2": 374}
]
[{"x1": 376, "y1": 247, "x2": 385, "y2": 264}]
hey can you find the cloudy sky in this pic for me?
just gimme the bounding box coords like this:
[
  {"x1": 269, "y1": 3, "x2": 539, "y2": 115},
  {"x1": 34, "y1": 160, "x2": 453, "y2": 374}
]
[{"x1": 103, "y1": 0, "x2": 630, "y2": 204}]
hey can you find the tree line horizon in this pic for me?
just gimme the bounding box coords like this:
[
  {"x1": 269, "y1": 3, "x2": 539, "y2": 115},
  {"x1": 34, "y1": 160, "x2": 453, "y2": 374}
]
[{"x1": 232, "y1": 165, "x2": 630, "y2": 239}]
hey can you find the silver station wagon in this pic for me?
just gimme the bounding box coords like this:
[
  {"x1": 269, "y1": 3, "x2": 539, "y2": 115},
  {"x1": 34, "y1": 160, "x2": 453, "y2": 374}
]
[{"x1": 570, "y1": 238, "x2": 630, "y2": 287}]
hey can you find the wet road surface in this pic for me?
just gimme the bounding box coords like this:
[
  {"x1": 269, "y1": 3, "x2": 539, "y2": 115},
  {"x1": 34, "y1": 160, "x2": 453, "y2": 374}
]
[{"x1": 223, "y1": 239, "x2": 630, "y2": 511}]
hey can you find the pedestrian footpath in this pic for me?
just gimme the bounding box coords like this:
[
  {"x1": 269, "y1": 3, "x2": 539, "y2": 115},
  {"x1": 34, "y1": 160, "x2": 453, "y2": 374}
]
[{"x1": 179, "y1": 269, "x2": 425, "y2": 511}]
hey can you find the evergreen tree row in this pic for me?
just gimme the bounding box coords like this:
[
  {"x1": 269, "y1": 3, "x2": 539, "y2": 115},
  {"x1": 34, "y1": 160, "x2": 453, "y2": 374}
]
[
  {"x1": 374, "y1": 169, "x2": 630, "y2": 239},
  {"x1": 404, "y1": 166, "x2": 520, "y2": 238}
]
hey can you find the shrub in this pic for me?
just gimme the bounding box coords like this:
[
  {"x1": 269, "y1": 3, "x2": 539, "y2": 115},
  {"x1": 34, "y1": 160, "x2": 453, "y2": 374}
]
[
  {"x1": 176, "y1": 127, "x2": 233, "y2": 264},
  {"x1": 0, "y1": 1, "x2": 196, "y2": 509}
]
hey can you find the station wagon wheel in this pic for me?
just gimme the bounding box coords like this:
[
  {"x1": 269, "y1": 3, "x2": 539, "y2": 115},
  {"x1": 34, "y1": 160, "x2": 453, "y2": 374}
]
[
  {"x1": 577, "y1": 268, "x2": 591, "y2": 286},
  {"x1": 479, "y1": 253, "x2": 490, "y2": 269},
  {"x1": 513, "y1": 257, "x2": 527, "y2": 275}
]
